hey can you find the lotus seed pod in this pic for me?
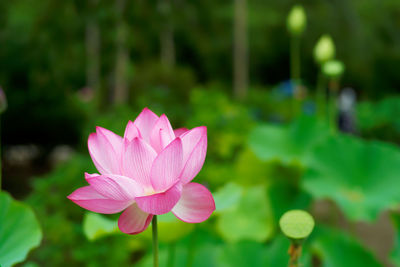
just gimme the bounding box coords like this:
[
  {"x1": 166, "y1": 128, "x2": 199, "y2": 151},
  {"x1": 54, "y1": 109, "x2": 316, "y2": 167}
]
[
  {"x1": 323, "y1": 60, "x2": 345, "y2": 78},
  {"x1": 314, "y1": 35, "x2": 335, "y2": 64},
  {"x1": 279, "y1": 210, "x2": 315, "y2": 240},
  {"x1": 287, "y1": 5, "x2": 307, "y2": 36},
  {"x1": 0, "y1": 87, "x2": 7, "y2": 114}
]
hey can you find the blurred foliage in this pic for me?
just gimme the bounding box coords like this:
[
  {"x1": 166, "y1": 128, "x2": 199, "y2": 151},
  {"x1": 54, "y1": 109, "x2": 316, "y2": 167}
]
[
  {"x1": 357, "y1": 96, "x2": 400, "y2": 143},
  {"x1": 304, "y1": 135, "x2": 400, "y2": 222},
  {"x1": 0, "y1": 192, "x2": 42, "y2": 267}
]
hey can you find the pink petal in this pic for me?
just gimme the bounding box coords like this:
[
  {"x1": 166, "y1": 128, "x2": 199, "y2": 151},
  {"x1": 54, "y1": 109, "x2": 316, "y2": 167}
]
[
  {"x1": 179, "y1": 126, "x2": 207, "y2": 184},
  {"x1": 85, "y1": 172, "x2": 99, "y2": 181},
  {"x1": 121, "y1": 138, "x2": 157, "y2": 188},
  {"x1": 150, "y1": 114, "x2": 175, "y2": 152},
  {"x1": 88, "y1": 128, "x2": 122, "y2": 175},
  {"x1": 124, "y1": 121, "x2": 141, "y2": 141},
  {"x1": 172, "y1": 183, "x2": 215, "y2": 223},
  {"x1": 96, "y1": 126, "x2": 123, "y2": 154},
  {"x1": 68, "y1": 186, "x2": 132, "y2": 214},
  {"x1": 118, "y1": 204, "x2": 153, "y2": 235},
  {"x1": 133, "y1": 108, "x2": 159, "y2": 143},
  {"x1": 86, "y1": 174, "x2": 143, "y2": 200},
  {"x1": 150, "y1": 138, "x2": 183, "y2": 192},
  {"x1": 135, "y1": 183, "x2": 182, "y2": 215},
  {"x1": 173, "y1": 128, "x2": 188, "y2": 137}
]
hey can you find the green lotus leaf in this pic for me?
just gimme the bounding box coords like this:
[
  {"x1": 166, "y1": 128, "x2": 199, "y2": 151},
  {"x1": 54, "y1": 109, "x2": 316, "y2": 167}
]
[
  {"x1": 83, "y1": 212, "x2": 119, "y2": 241},
  {"x1": 249, "y1": 116, "x2": 330, "y2": 165},
  {"x1": 213, "y1": 182, "x2": 243, "y2": 213},
  {"x1": 304, "y1": 135, "x2": 400, "y2": 221},
  {"x1": 216, "y1": 185, "x2": 274, "y2": 243},
  {"x1": 216, "y1": 241, "x2": 268, "y2": 267},
  {"x1": 312, "y1": 227, "x2": 381, "y2": 266},
  {"x1": 0, "y1": 192, "x2": 42, "y2": 267}
]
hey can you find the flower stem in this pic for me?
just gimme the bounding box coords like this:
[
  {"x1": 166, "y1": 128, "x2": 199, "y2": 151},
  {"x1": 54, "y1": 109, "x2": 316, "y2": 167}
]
[
  {"x1": 0, "y1": 116, "x2": 2, "y2": 191},
  {"x1": 290, "y1": 35, "x2": 301, "y2": 82},
  {"x1": 328, "y1": 78, "x2": 340, "y2": 133},
  {"x1": 316, "y1": 70, "x2": 326, "y2": 119},
  {"x1": 288, "y1": 242, "x2": 302, "y2": 267},
  {"x1": 290, "y1": 35, "x2": 301, "y2": 117},
  {"x1": 152, "y1": 215, "x2": 159, "y2": 267}
]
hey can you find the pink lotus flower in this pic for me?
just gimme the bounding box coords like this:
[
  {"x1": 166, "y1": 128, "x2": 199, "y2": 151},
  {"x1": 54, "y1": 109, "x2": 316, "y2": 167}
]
[{"x1": 68, "y1": 108, "x2": 215, "y2": 234}]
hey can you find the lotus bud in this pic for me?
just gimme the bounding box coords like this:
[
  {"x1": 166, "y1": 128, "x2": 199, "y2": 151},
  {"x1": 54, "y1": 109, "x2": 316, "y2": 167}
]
[
  {"x1": 0, "y1": 87, "x2": 7, "y2": 114},
  {"x1": 323, "y1": 60, "x2": 345, "y2": 78},
  {"x1": 314, "y1": 35, "x2": 335, "y2": 64},
  {"x1": 287, "y1": 5, "x2": 307, "y2": 36}
]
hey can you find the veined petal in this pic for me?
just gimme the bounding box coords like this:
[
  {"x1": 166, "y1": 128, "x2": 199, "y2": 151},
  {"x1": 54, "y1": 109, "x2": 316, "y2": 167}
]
[
  {"x1": 68, "y1": 186, "x2": 132, "y2": 214},
  {"x1": 96, "y1": 126, "x2": 123, "y2": 154},
  {"x1": 86, "y1": 174, "x2": 143, "y2": 200},
  {"x1": 118, "y1": 204, "x2": 153, "y2": 235},
  {"x1": 122, "y1": 137, "x2": 157, "y2": 188},
  {"x1": 133, "y1": 108, "x2": 159, "y2": 143},
  {"x1": 88, "y1": 128, "x2": 122, "y2": 175},
  {"x1": 173, "y1": 128, "x2": 188, "y2": 137},
  {"x1": 150, "y1": 114, "x2": 175, "y2": 152},
  {"x1": 124, "y1": 121, "x2": 141, "y2": 141},
  {"x1": 172, "y1": 183, "x2": 215, "y2": 223},
  {"x1": 179, "y1": 127, "x2": 207, "y2": 184},
  {"x1": 135, "y1": 183, "x2": 182, "y2": 215},
  {"x1": 150, "y1": 138, "x2": 183, "y2": 192}
]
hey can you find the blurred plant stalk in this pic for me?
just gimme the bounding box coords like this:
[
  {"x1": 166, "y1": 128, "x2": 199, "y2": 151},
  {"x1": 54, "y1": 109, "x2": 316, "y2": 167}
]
[
  {"x1": 85, "y1": 0, "x2": 101, "y2": 109},
  {"x1": 233, "y1": 0, "x2": 248, "y2": 100},
  {"x1": 0, "y1": 87, "x2": 6, "y2": 190},
  {"x1": 323, "y1": 60, "x2": 345, "y2": 132},
  {"x1": 114, "y1": 0, "x2": 129, "y2": 105},
  {"x1": 287, "y1": 5, "x2": 306, "y2": 82},
  {"x1": 314, "y1": 35, "x2": 335, "y2": 120},
  {"x1": 288, "y1": 243, "x2": 302, "y2": 267},
  {"x1": 159, "y1": 0, "x2": 175, "y2": 68},
  {"x1": 287, "y1": 5, "x2": 306, "y2": 115}
]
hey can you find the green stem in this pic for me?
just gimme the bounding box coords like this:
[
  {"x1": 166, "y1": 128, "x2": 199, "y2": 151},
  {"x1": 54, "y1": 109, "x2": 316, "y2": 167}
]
[
  {"x1": 290, "y1": 35, "x2": 301, "y2": 117},
  {"x1": 167, "y1": 242, "x2": 176, "y2": 267},
  {"x1": 288, "y1": 242, "x2": 302, "y2": 267},
  {"x1": 152, "y1": 216, "x2": 159, "y2": 267},
  {"x1": 328, "y1": 78, "x2": 340, "y2": 133},
  {"x1": 290, "y1": 35, "x2": 300, "y2": 82},
  {"x1": 316, "y1": 70, "x2": 326, "y2": 119},
  {"x1": 0, "y1": 115, "x2": 2, "y2": 191}
]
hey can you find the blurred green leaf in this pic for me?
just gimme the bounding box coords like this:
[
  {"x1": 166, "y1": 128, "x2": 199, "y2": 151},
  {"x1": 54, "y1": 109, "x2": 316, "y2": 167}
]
[
  {"x1": 216, "y1": 241, "x2": 268, "y2": 267},
  {"x1": 249, "y1": 116, "x2": 330, "y2": 165},
  {"x1": 214, "y1": 182, "x2": 243, "y2": 213},
  {"x1": 235, "y1": 149, "x2": 271, "y2": 186},
  {"x1": 267, "y1": 164, "x2": 312, "y2": 222},
  {"x1": 304, "y1": 135, "x2": 400, "y2": 221},
  {"x1": 313, "y1": 227, "x2": 381, "y2": 267},
  {"x1": 216, "y1": 185, "x2": 274, "y2": 243},
  {"x1": 0, "y1": 192, "x2": 42, "y2": 267},
  {"x1": 83, "y1": 212, "x2": 119, "y2": 241},
  {"x1": 142, "y1": 212, "x2": 195, "y2": 243},
  {"x1": 137, "y1": 230, "x2": 223, "y2": 267}
]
